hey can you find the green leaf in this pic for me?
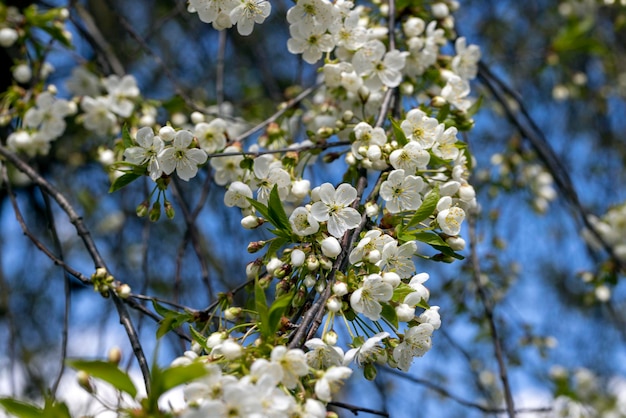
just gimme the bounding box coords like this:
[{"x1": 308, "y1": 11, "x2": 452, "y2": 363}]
[
  {"x1": 42, "y1": 399, "x2": 71, "y2": 418},
  {"x1": 247, "y1": 198, "x2": 271, "y2": 221},
  {"x1": 255, "y1": 279, "x2": 270, "y2": 338},
  {"x1": 189, "y1": 326, "x2": 208, "y2": 351},
  {"x1": 67, "y1": 360, "x2": 137, "y2": 398},
  {"x1": 406, "y1": 186, "x2": 439, "y2": 228},
  {"x1": 390, "y1": 117, "x2": 408, "y2": 146},
  {"x1": 268, "y1": 291, "x2": 294, "y2": 335},
  {"x1": 158, "y1": 363, "x2": 208, "y2": 395},
  {"x1": 392, "y1": 283, "x2": 415, "y2": 303},
  {"x1": 267, "y1": 185, "x2": 291, "y2": 231},
  {"x1": 156, "y1": 315, "x2": 177, "y2": 339},
  {"x1": 109, "y1": 172, "x2": 141, "y2": 193},
  {"x1": 414, "y1": 231, "x2": 447, "y2": 247},
  {"x1": 266, "y1": 237, "x2": 289, "y2": 258},
  {"x1": 431, "y1": 245, "x2": 465, "y2": 261},
  {"x1": 0, "y1": 398, "x2": 43, "y2": 418},
  {"x1": 436, "y1": 103, "x2": 450, "y2": 123},
  {"x1": 122, "y1": 124, "x2": 134, "y2": 149},
  {"x1": 380, "y1": 303, "x2": 398, "y2": 329}
]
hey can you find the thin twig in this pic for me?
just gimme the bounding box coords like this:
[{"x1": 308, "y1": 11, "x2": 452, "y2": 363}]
[
  {"x1": 381, "y1": 368, "x2": 551, "y2": 415},
  {"x1": 40, "y1": 190, "x2": 71, "y2": 397},
  {"x1": 328, "y1": 401, "x2": 390, "y2": 417},
  {"x1": 468, "y1": 212, "x2": 516, "y2": 418},
  {"x1": 216, "y1": 30, "x2": 227, "y2": 117}
]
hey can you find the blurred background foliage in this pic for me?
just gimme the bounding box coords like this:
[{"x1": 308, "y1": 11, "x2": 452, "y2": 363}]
[{"x1": 1, "y1": 0, "x2": 626, "y2": 416}]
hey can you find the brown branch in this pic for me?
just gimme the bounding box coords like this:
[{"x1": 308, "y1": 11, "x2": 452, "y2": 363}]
[{"x1": 328, "y1": 401, "x2": 389, "y2": 417}]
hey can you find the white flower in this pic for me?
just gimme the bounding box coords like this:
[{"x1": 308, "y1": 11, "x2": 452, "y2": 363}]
[
  {"x1": 352, "y1": 40, "x2": 406, "y2": 89},
  {"x1": 210, "y1": 145, "x2": 244, "y2": 186},
  {"x1": 289, "y1": 206, "x2": 320, "y2": 236},
  {"x1": 270, "y1": 346, "x2": 309, "y2": 389},
  {"x1": 331, "y1": 10, "x2": 367, "y2": 51},
  {"x1": 344, "y1": 332, "x2": 389, "y2": 366},
  {"x1": 314, "y1": 366, "x2": 352, "y2": 402},
  {"x1": 158, "y1": 130, "x2": 208, "y2": 181},
  {"x1": 286, "y1": 0, "x2": 335, "y2": 30},
  {"x1": 377, "y1": 240, "x2": 417, "y2": 278},
  {"x1": 351, "y1": 121, "x2": 387, "y2": 161},
  {"x1": 103, "y1": 75, "x2": 139, "y2": 117},
  {"x1": 436, "y1": 197, "x2": 465, "y2": 235},
  {"x1": 452, "y1": 37, "x2": 481, "y2": 80},
  {"x1": 224, "y1": 181, "x2": 253, "y2": 208},
  {"x1": 211, "y1": 338, "x2": 243, "y2": 360},
  {"x1": 389, "y1": 142, "x2": 430, "y2": 173},
  {"x1": 66, "y1": 66, "x2": 101, "y2": 97},
  {"x1": 287, "y1": 23, "x2": 335, "y2": 64},
  {"x1": 310, "y1": 183, "x2": 361, "y2": 238},
  {"x1": 24, "y1": 92, "x2": 74, "y2": 141},
  {"x1": 124, "y1": 127, "x2": 164, "y2": 181},
  {"x1": 400, "y1": 108, "x2": 441, "y2": 149},
  {"x1": 194, "y1": 119, "x2": 227, "y2": 153},
  {"x1": 189, "y1": 0, "x2": 237, "y2": 24},
  {"x1": 419, "y1": 306, "x2": 441, "y2": 329},
  {"x1": 441, "y1": 75, "x2": 471, "y2": 112},
  {"x1": 349, "y1": 230, "x2": 394, "y2": 265},
  {"x1": 404, "y1": 272, "x2": 430, "y2": 306},
  {"x1": 305, "y1": 338, "x2": 344, "y2": 369},
  {"x1": 321, "y1": 236, "x2": 342, "y2": 258},
  {"x1": 230, "y1": 0, "x2": 271, "y2": 36},
  {"x1": 380, "y1": 169, "x2": 425, "y2": 213},
  {"x1": 81, "y1": 96, "x2": 117, "y2": 134},
  {"x1": 349, "y1": 274, "x2": 393, "y2": 321},
  {"x1": 291, "y1": 179, "x2": 311, "y2": 199},
  {"x1": 392, "y1": 323, "x2": 434, "y2": 371},
  {"x1": 253, "y1": 154, "x2": 291, "y2": 204},
  {"x1": 432, "y1": 126, "x2": 460, "y2": 161}
]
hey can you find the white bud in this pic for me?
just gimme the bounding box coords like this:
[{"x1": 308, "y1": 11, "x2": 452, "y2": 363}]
[
  {"x1": 190, "y1": 111, "x2": 205, "y2": 124},
  {"x1": 241, "y1": 215, "x2": 262, "y2": 229},
  {"x1": 365, "y1": 202, "x2": 379, "y2": 218},
  {"x1": 246, "y1": 260, "x2": 261, "y2": 278},
  {"x1": 303, "y1": 274, "x2": 316, "y2": 287},
  {"x1": 291, "y1": 249, "x2": 306, "y2": 267},
  {"x1": 117, "y1": 284, "x2": 131, "y2": 299},
  {"x1": 321, "y1": 236, "x2": 342, "y2": 258},
  {"x1": 595, "y1": 285, "x2": 611, "y2": 302},
  {"x1": 345, "y1": 152, "x2": 357, "y2": 166},
  {"x1": 332, "y1": 281, "x2": 348, "y2": 296},
  {"x1": 266, "y1": 257, "x2": 283, "y2": 276},
  {"x1": 326, "y1": 296, "x2": 342, "y2": 312},
  {"x1": 419, "y1": 306, "x2": 441, "y2": 329},
  {"x1": 216, "y1": 339, "x2": 243, "y2": 360},
  {"x1": 446, "y1": 236, "x2": 466, "y2": 251},
  {"x1": 323, "y1": 330, "x2": 338, "y2": 345},
  {"x1": 206, "y1": 331, "x2": 226, "y2": 348},
  {"x1": 382, "y1": 272, "x2": 401, "y2": 288},
  {"x1": 159, "y1": 125, "x2": 176, "y2": 141},
  {"x1": 291, "y1": 179, "x2": 310, "y2": 199},
  {"x1": 0, "y1": 28, "x2": 18, "y2": 48},
  {"x1": 307, "y1": 255, "x2": 320, "y2": 271},
  {"x1": 13, "y1": 64, "x2": 32, "y2": 84},
  {"x1": 459, "y1": 184, "x2": 476, "y2": 202},
  {"x1": 367, "y1": 249, "x2": 381, "y2": 264},
  {"x1": 319, "y1": 256, "x2": 333, "y2": 270},
  {"x1": 396, "y1": 303, "x2": 415, "y2": 322},
  {"x1": 432, "y1": 2, "x2": 450, "y2": 18}
]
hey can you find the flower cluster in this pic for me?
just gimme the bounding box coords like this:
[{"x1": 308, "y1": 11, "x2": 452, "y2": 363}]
[{"x1": 187, "y1": 0, "x2": 271, "y2": 35}]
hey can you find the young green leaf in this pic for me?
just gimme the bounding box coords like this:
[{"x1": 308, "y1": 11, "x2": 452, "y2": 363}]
[
  {"x1": 406, "y1": 186, "x2": 440, "y2": 228},
  {"x1": 255, "y1": 279, "x2": 270, "y2": 338},
  {"x1": 381, "y1": 303, "x2": 399, "y2": 329},
  {"x1": 390, "y1": 117, "x2": 408, "y2": 146},
  {"x1": 268, "y1": 291, "x2": 294, "y2": 335},
  {"x1": 109, "y1": 172, "x2": 141, "y2": 193},
  {"x1": 0, "y1": 398, "x2": 43, "y2": 418},
  {"x1": 122, "y1": 124, "x2": 134, "y2": 149},
  {"x1": 267, "y1": 185, "x2": 291, "y2": 231},
  {"x1": 67, "y1": 360, "x2": 138, "y2": 398}
]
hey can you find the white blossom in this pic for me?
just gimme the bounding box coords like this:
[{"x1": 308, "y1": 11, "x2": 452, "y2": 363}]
[
  {"x1": 310, "y1": 183, "x2": 361, "y2": 238},
  {"x1": 380, "y1": 169, "x2": 424, "y2": 213},
  {"x1": 349, "y1": 274, "x2": 393, "y2": 320},
  {"x1": 124, "y1": 127, "x2": 164, "y2": 181},
  {"x1": 158, "y1": 130, "x2": 208, "y2": 181}
]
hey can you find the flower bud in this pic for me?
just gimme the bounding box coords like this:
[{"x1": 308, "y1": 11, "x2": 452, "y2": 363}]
[
  {"x1": 307, "y1": 255, "x2": 320, "y2": 271},
  {"x1": 0, "y1": 28, "x2": 18, "y2": 48},
  {"x1": 365, "y1": 202, "x2": 379, "y2": 218},
  {"x1": 117, "y1": 284, "x2": 131, "y2": 299},
  {"x1": 148, "y1": 201, "x2": 161, "y2": 222},
  {"x1": 246, "y1": 259, "x2": 262, "y2": 279},
  {"x1": 76, "y1": 370, "x2": 94, "y2": 393},
  {"x1": 275, "y1": 279, "x2": 292, "y2": 297},
  {"x1": 136, "y1": 200, "x2": 149, "y2": 219},
  {"x1": 164, "y1": 200, "x2": 175, "y2": 219},
  {"x1": 266, "y1": 257, "x2": 283, "y2": 275},
  {"x1": 445, "y1": 236, "x2": 466, "y2": 251},
  {"x1": 159, "y1": 125, "x2": 176, "y2": 141},
  {"x1": 323, "y1": 330, "x2": 338, "y2": 345},
  {"x1": 303, "y1": 274, "x2": 316, "y2": 287},
  {"x1": 292, "y1": 286, "x2": 307, "y2": 308},
  {"x1": 396, "y1": 303, "x2": 415, "y2": 322},
  {"x1": 321, "y1": 236, "x2": 342, "y2": 258},
  {"x1": 326, "y1": 296, "x2": 342, "y2": 312},
  {"x1": 247, "y1": 240, "x2": 267, "y2": 253},
  {"x1": 291, "y1": 179, "x2": 311, "y2": 199},
  {"x1": 291, "y1": 249, "x2": 306, "y2": 267},
  {"x1": 382, "y1": 272, "x2": 401, "y2": 288},
  {"x1": 345, "y1": 152, "x2": 357, "y2": 166},
  {"x1": 319, "y1": 256, "x2": 333, "y2": 270},
  {"x1": 190, "y1": 111, "x2": 205, "y2": 124},
  {"x1": 364, "y1": 363, "x2": 377, "y2": 380},
  {"x1": 217, "y1": 339, "x2": 243, "y2": 360},
  {"x1": 332, "y1": 281, "x2": 348, "y2": 296},
  {"x1": 13, "y1": 64, "x2": 32, "y2": 84},
  {"x1": 241, "y1": 215, "x2": 263, "y2": 229},
  {"x1": 108, "y1": 347, "x2": 122, "y2": 365},
  {"x1": 224, "y1": 307, "x2": 242, "y2": 321}
]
